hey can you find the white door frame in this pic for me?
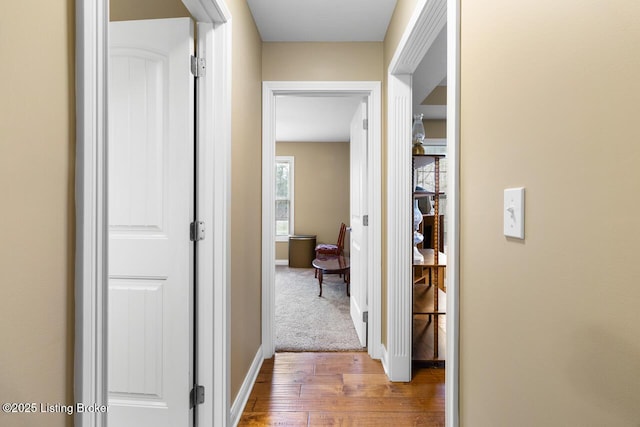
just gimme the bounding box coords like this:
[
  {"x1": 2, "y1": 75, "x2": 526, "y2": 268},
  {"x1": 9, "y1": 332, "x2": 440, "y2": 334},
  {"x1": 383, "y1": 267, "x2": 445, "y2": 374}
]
[
  {"x1": 74, "y1": 1, "x2": 232, "y2": 426},
  {"x1": 262, "y1": 81, "x2": 382, "y2": 360},
  {"x1": 385, "y1": 0, "x2": 460, "y2": 425}
]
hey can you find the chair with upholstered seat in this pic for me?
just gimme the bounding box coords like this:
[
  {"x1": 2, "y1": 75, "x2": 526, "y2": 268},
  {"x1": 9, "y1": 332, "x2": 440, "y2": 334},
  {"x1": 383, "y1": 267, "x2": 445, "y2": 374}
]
[{"x1": 315, "y1": 223, "x2": 347, "y2": 277}]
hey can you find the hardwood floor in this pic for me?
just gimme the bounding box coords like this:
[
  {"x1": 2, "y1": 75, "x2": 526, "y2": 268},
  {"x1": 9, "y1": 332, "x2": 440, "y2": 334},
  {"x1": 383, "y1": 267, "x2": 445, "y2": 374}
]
[{"x1": 239, "y1": 352, "x2": 445, "y2": 426}]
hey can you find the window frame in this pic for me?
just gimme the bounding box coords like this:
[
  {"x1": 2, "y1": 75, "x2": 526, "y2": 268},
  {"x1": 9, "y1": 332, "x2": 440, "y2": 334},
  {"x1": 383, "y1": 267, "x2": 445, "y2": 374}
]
[{"x1": 275, "y1": 156, "x2": 295, "y2": 242}]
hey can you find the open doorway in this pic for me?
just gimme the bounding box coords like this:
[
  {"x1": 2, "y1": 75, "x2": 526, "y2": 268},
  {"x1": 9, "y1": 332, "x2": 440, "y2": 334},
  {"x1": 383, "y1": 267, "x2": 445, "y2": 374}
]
[
  {"x1": 273, "y1": 95, "x2": 363, "y2": 352},
  {"x1": 385, "y1": 0, "x2": 460, "y2": 423},
  {"x1": 261, "y1": 81, "x2": 382, "y2": 361}
]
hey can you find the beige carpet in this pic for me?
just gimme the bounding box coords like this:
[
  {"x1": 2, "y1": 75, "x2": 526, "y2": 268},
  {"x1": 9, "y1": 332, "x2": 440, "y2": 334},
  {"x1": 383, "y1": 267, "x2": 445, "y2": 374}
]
[{"x1": 275, "y1": 266, "x2": 364, "y2": 352}]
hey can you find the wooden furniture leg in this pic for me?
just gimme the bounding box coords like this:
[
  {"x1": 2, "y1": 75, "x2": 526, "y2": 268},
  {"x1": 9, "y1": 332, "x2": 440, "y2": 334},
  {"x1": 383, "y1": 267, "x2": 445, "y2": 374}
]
[
  {"x1": 317, "y1": 269, "x2": 324, "y2": 297},
  {"x1": 345, "y1": 269, "x2": 350, "y2": 296}
]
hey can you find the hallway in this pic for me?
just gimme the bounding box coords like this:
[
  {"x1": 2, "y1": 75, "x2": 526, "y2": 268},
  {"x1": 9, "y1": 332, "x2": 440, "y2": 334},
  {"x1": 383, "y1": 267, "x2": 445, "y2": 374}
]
[{"x1": 239, "y1": 352, "x2": 445, "y2": 426}]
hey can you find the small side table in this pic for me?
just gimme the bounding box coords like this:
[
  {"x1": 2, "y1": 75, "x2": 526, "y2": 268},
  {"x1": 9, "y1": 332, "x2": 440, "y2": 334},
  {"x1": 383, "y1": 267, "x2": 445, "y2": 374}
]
[
  {"x1": 312, "y1": 256, "x2": 350, "y2": 297},
  {"x1": 288, "y1": 235, "x2": 317, "y2": 268}
]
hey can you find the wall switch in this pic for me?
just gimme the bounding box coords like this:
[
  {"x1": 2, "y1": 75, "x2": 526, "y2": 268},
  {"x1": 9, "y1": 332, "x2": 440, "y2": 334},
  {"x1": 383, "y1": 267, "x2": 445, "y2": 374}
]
[{"x1": 504, "y1": 187, "x2": 525, "y2": 239}]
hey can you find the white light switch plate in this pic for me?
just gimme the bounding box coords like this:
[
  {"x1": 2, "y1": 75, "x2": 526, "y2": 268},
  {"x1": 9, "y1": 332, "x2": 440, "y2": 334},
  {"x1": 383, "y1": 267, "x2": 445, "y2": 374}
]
[{"x1": 504, "y1": 187, "x2": 525, "y2": 239}]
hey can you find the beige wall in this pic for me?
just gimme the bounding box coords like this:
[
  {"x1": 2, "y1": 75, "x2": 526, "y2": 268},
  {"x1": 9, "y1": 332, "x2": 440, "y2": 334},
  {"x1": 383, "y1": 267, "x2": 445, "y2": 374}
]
[
  {"x1": 263, "y1": 42, "x2": 383, "y2": 81},
  {"x1": 227, "y1": 0, "x2": 263, "y2": 403},
  {"x1": 383, "y1": 0, "x2": 420, "y2": 69},
  {"x1": 275, "y1": 142, "x2": 350, "y2": 261},
  {"x1": 460, "y1": 0, "x2": 640, "y2": 425},
  {"x1": 425, "y1": 119, "x2": 446, "y2": 139},
  {"x1": 0, "y1": 2, "x2": 74, "y2": 427},
  {"x1": 110, "y1": 0, "x2": 190, "y2": 21},
  {"x1": 7, "y1": 2, "x2": 637, "y2": 425}
]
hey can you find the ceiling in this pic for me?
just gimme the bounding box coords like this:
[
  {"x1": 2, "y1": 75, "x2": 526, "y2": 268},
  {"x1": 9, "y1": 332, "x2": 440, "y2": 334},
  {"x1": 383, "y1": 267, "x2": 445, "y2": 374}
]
[
  {"x1": 247, "y1": 0, "x2": 397, "y2": 42},
  {"x1": 276, "y1": 96, "x2": 363, "y2": 142},
  {"x1": 248, "y1": 1, "x2": 447, "y2": 141}
]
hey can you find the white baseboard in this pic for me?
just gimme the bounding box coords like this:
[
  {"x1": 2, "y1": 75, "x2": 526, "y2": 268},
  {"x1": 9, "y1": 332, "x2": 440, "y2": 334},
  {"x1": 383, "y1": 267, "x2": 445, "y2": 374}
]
[
  {"x1": 230, "y1": 345, "x2": 263, "y2": 426},
  {"x1": 275, "y1": 259, "x2": 288, "y2": 266},
  {"x1": 380, "y1": 344, "x2": 390, "y2": 377}
]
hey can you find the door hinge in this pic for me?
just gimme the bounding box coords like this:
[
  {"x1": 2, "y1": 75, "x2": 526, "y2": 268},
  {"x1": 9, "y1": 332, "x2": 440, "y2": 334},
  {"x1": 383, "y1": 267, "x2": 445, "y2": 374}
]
[
  {"x1": 190, "y1": 385, "x2": 205, "y2": 408},
  {"x1": 363, "y1": 311, "x2": 368, "y2": 323},
  {"x1": 190, "y1": 55, "x2": 206, "y2": 77},
  {"x1": 190, "y1": 221, "x2": 205, "y2": 241},
  {"x1": 363, "y1": 215, "x2": 369, "y2": 226},
  {"x1": 362, "y1": 118, "x2": 368, "y2": 130}
]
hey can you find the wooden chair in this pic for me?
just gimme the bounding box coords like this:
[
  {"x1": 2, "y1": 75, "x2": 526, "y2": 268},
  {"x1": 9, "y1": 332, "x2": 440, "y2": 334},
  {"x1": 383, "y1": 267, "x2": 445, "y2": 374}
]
[{"x1": 314, "y1": 223, "x2": 347, "y2": 277}]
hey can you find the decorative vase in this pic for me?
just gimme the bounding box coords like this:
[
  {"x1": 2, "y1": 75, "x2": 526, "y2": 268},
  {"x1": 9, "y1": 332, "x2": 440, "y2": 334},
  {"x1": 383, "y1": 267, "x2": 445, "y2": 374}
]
[
  {"x1": 412, "y1": 113, "x2": 426, "y2": 154},
  {"x1": 413, "y1": 200, "x2": 424, "y2": 262}
]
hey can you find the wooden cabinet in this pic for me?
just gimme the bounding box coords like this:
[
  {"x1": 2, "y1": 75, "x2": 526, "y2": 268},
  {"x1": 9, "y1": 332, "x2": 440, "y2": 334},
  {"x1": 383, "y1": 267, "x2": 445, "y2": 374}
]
[{"x1": 412, "y1": 154, "x2": 446, "y2": 364}]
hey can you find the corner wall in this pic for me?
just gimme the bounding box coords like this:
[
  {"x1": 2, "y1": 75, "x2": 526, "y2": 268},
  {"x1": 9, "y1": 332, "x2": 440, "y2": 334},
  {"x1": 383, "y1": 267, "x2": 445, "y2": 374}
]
[{"x1": 460, "y1": 1, "x2": 640, "y2": 425}]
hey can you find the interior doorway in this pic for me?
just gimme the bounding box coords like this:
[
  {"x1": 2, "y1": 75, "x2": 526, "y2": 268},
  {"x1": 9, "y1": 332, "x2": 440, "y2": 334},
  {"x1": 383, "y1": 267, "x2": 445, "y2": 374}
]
[
  {"x1": 272, "y1": 95, "x2": 366, "y2": 352},
  {"x1": 261, "y1": 81, "x2": 382, "y2": 361},
  {"x1": 75, "y1": 0, "x2": 232, "y2": 426},
  {"x1": 385, "y1": 0, "x2": 460, "y2": 424}
]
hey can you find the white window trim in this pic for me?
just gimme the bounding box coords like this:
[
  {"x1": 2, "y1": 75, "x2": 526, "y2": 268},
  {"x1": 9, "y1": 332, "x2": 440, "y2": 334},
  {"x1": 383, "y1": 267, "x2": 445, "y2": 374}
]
[{"x1": 275, "y1": 156, "x2": 295, "y2": 242}]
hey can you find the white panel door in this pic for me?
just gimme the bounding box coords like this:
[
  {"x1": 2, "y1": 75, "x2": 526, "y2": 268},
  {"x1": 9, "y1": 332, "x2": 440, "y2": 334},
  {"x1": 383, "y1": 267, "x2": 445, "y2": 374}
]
[
  {"x1": 349, "y1": 101, "x2": 368, "y2": 347},
  {"x1": 108, "y1": 18, "x2": 194, "y2": 427}
]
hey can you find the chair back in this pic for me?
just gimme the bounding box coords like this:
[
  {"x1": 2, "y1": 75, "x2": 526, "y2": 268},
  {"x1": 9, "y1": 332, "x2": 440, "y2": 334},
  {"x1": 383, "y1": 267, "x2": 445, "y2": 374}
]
[{"x1": 336, "y1": 223, "x2": 347, "y2": 253}]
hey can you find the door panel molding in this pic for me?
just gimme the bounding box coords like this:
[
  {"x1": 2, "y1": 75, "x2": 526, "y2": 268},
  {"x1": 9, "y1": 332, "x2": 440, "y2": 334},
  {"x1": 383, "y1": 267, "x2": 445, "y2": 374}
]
[
  {"x1": 261, "y1": 81, "x2": 382, "y2": 360},
  {"x1": 74, "y1": 1, "x2": 231, "y2": 426}
]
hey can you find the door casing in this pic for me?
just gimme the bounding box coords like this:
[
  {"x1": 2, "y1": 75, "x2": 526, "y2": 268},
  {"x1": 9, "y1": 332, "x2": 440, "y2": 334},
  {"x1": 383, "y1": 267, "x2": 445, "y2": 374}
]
[
  {"x1": 74, "y1": 1, "x2": 232, "y2": 426},
  {"x1": 385, "y1": 0, "x2": 460, "y2": 425},
  {"x1": 261, "y1": 81, "x2": 382, "y2": 360}
]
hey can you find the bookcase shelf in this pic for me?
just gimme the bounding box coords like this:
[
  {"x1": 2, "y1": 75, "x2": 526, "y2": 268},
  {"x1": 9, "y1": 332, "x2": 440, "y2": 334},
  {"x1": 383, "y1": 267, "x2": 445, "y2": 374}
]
[{"x1": 412, "y1": 154, "x2": 446, "y2": 364}]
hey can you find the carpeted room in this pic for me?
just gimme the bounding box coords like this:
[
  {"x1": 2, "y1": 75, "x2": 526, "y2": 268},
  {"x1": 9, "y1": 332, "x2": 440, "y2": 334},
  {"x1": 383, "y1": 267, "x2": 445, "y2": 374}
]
[{"x1": 275, "y1": 265, "x2": 362, "y2": 351}]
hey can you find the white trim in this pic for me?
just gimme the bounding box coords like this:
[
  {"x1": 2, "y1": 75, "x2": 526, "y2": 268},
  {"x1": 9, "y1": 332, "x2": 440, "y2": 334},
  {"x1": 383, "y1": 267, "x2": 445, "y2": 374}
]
[
  {"x1": 75, "y1": 1, "x2": 108, "y2": 426},
  {"x1": 182, "y1": 0, "x2": 231, "y2": 23},
  {"x1": 386, "y1": 73, "x2": 413, "y2": 382},
  {"x1": 388, "y1": 0, "x2": 447, "y2": 74},
  {"x1": 275, "y1": 156, "x2": 295, "y2": 242},
  {"x1": 275, "y1": 259, "x2": 288, "y2": 266},
  {"x1": 380, "y1": 344, "x2": 390, "y2": 376},
  {"x1": 262, "y1": 81, "x2": 382, "y2": 360},
  {"x1": 446, "y1": 1, "x2": 461, "y2": 425},
  {"x1": 194, "y1": 13, "x2": 233, "y2": 427},
  {"x1": 386, "y1": 0, "x2": 459, "y2": 425},
  {"x1": 229, "y1": 346, "x2": 264, "y2": 426},
  {"x1": 209, "y1": 14, "x2": 233, "y2": 427},
  {"x1": 261, "y1": 83, "x2": 277, "y2": 358},
  {"x1": 75, "y1": 1, "x2": 232, "y2": 426}
]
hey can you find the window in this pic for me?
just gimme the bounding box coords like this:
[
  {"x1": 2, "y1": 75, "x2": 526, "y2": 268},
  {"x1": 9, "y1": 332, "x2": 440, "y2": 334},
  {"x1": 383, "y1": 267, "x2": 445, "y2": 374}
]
[{"x1": 275, "y1": 156, "x2": 294, "y2": 241}]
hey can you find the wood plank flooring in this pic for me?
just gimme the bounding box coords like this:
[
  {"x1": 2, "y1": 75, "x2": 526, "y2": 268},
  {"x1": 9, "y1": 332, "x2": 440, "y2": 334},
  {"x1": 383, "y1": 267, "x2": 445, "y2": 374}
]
[{"x1": 239, "y1": 352, "x2": 445, "y2": 426}]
